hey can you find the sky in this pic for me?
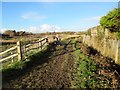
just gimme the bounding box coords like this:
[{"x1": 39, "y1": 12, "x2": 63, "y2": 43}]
[{"x1": 1, "y1": 2, "x2": 119, "y2": 33}]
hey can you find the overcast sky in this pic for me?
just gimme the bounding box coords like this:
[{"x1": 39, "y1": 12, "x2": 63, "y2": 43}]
[{"x1": 1, "y1": 1, "x2": 118, "y2": 33}]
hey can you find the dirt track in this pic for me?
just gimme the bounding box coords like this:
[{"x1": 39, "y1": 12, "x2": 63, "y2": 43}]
[
  {"x1": 2, "y1": 37, "x2": 120, "y2": 88},
  {"x1": 3, "y1": 40, "x2": 76, "y2": 88}
]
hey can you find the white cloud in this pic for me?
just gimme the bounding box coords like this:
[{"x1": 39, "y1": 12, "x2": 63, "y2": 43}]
[
  {"x1": 0, "y1": 28, "x2": 16, "y2": 34},
  {"x1": 21, "y1": 12, "x2": 46, "y2": 20},
  {"x1": 78, "y1": 16, "x2": 102, "y2": 30},
  {"x1": 23, "y1": 24, "x2": 61, "y2": 33},
  {"x1": 82, "y1": 16, "x2": 102, "y2": 22},
  {"x1": 40, "y1": 24, "x2": 61, "y2": 32},
  {"x1": 29, "y1": 26, "x2": 39, "y2": 33},
  {"x1": 26, "y1": 24, "x2": 90, "y2": 33},
  {"x1": 0, "y1": 28, "x2": 6, "y2": 33},
  {"x1": 1, "y1": 24, "x2": 61, "y2": 34},
  {"x1": 40, "y1": 24, "x2": 52, "y2": 32},
  {"x1": 18, "y1": 28, "x2": 26, "y2": 31}
]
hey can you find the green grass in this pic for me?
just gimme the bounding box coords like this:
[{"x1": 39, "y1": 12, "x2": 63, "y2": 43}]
[
  {"x1": 2, "y1": 60, "x2": 25, "y2": 73},
  {"x1": 71, "y1": 40, "x2": 111, "y2": 88},
  {"x1": 2, "y1": 44, "x2": 50, "y2": 77},
  {"x1": 73, "y1": 49, "x2": 97, "y2": 88}
]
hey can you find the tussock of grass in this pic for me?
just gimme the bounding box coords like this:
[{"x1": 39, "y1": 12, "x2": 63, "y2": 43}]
[{"x1": 2, "y1": 61, "x2": 25, "y2": 74}]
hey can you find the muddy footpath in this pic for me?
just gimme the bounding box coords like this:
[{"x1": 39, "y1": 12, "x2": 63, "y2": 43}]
[{"x1": 2, "y1": 37, "x2": 120, "y2": 88}]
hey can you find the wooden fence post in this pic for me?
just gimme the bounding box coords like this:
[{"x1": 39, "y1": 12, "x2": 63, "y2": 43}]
[
  {"x1": 45, "y1": 38, "x2": 48, "y2": 46},
  {"x1": 23, "y1": 45, "x2": 26, "y2": 59},
  {"x1": 46, "y1": 38, "x2": 48, "y2": 43},
  {"x1": 41, "y1": 42, "x2": 42, "y2": 50},
  {"x1": 17, "y1": 41, "x2": 22, "y2": 61},
  {"x1": 38, "y1": 39, "x2": 41, "y2": 50}
]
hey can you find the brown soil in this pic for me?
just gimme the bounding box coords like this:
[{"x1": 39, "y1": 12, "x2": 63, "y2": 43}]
[
  {"x1": 2, "y1": 37, "x2": 120, "y2": 88},
  {"x1": 2, "y1": 40, "x2": 76, "y2": 88}
]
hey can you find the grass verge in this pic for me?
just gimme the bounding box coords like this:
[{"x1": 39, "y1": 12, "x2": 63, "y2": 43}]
[
  {"x1": 71, "y1": 40, "x2": 111, "y2": 88},
  {"x1": 2, "y1": 44, "x2": 52, "y2": 83}
]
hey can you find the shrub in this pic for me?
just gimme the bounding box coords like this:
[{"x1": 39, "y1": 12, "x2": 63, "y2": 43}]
[
  {"x1": 100, "y1": 8, "x2": 120, "y2": 32},
  {"x1": 114, "y1": 32, "x2": 120, "y2": 39}
]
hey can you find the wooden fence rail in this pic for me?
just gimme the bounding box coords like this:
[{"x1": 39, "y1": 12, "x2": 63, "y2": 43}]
[
  {"x1": 0, "y1": 37, "x2": 48, "y2": 63},
  {"x1": 0, "y1": 46, "x2": 17, "y2": 56}
]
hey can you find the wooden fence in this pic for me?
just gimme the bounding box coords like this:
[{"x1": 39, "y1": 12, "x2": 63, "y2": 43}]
[{"x1": 0, "y1": 37, "x2": 48, "y2": 63}]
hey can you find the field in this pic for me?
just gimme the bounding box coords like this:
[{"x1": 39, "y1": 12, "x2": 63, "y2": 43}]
[
  {"x1": 0, "y1": 33, "x2": 79, "y2": 69},
  {"x1": 2, "y1": 36, "x2": 120, "y2": 88}
]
